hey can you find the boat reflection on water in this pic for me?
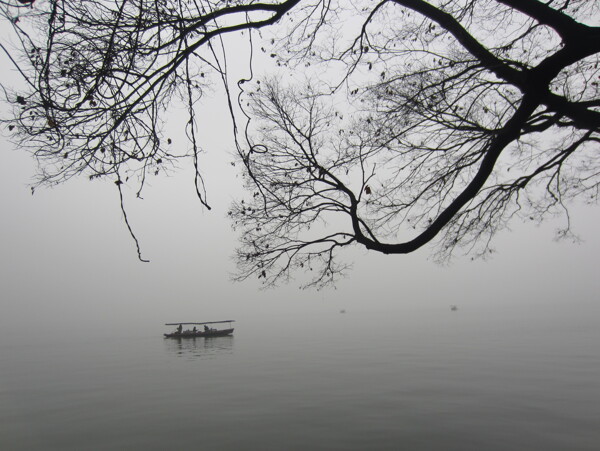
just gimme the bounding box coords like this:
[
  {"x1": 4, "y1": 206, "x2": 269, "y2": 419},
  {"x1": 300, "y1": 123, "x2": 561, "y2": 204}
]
[{"x1": 164, "y1": 335, "x2": 234, "y2": 359}]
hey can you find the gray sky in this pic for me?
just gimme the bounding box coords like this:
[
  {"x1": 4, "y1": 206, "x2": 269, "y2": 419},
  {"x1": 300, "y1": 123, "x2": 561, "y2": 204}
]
[
  {"x1": 1, "y1": 20, "x2": 599, "y2": 340},
  {"x1": 2, "y1": 96, "x2": 599, "y2": 338}
]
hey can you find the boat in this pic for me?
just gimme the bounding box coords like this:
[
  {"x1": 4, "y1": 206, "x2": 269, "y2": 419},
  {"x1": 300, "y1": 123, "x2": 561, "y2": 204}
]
[{"x1": 164, "y1": 320, "x2": 235, "y2": 338}]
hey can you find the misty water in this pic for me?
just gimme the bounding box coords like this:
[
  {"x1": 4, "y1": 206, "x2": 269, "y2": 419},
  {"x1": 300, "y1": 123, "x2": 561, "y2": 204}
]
[{"x1": 1, "y1": 305, "x2": 599, "y2": 450}]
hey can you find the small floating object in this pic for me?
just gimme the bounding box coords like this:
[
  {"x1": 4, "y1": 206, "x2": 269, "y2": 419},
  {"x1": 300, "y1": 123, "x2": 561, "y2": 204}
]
[
  {"x1": 450, "y1": 305, "x2": 458, "y2": 311},
  {"x1": 339, "y1": 309, "x2": 346, "y2": 314},
  {"x1": 164, "y1": 320, "x2": 235, "y2": 338}
]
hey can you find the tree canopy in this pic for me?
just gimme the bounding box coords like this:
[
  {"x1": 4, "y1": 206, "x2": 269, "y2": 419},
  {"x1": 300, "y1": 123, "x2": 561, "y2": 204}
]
[{"x1": 2, "y1": 0, "x2": 599, "y2": 287}]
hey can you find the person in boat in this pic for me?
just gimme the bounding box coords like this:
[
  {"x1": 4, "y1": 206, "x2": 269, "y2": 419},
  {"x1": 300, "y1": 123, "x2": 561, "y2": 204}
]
[
  {"x1": 204, "y1": 325, "x2": 209, "y2": 332},
  {"x1": 177, "y1": 324, "x2": 183, "y2": 334},
  {"x1": 192, "y1": 326, "x2": 197, "y2": 333}
]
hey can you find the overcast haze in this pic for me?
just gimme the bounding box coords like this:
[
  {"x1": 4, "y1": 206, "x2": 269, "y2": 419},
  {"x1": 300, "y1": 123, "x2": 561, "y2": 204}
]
[
  {"x1": 1, "y1": 24, "x2": 599, "y2": 339},
  {"x1": 2, "y1": 89, "x2": 600, "y2": 338}
]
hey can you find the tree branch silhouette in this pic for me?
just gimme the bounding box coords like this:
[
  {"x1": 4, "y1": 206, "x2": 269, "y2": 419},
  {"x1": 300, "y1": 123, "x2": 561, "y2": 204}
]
[{"x1": 1, "y1": 1, "x2": 599, "y2": 286}]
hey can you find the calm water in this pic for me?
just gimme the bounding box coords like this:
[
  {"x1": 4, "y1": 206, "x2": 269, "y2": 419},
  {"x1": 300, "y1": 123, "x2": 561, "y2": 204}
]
[{"x1": 1, "y1": 306, "x2": 599, "y2": 450}]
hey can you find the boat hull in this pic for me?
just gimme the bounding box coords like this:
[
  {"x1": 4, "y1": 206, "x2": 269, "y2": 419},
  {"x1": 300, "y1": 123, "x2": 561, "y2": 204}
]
[{"x1": 164, "y1": 328, "x2": 234, "y2": 338}]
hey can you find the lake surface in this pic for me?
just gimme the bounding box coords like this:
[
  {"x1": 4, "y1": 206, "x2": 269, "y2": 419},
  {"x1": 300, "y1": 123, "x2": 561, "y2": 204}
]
[{"x1": 1, "y1": 305, "x2": 599, "y2": 450}]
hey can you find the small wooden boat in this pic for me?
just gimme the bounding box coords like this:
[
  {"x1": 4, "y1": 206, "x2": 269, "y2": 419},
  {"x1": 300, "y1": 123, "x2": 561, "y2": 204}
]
[{"x1": 164, "y1": 320, "x2": 235, "y2": 338}]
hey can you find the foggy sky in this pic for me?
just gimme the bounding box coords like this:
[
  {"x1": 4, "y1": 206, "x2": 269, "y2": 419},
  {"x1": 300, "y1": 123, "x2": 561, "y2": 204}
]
[{"x1": 1, "y1": 28, "x2": 599, "y2": 341}]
